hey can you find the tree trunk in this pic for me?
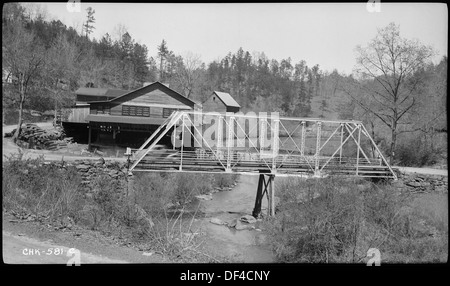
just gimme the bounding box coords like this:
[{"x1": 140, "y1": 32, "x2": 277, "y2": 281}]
[
  {"x1": 390, "y1": 125, "x2": 397, "y2": 165},
  {"x1": 13, "y1": 75, "x2": 25, "y2": 143}
]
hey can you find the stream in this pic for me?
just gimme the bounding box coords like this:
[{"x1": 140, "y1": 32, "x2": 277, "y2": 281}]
[{"x1": 196, "y1": 174, "x2": 276, "y2": 263}]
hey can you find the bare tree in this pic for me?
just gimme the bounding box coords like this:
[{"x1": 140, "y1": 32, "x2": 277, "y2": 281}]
[
  {"x1": 346, "y1": 23, "x2": 435, "y2": 164},
  {"x1": 44, "y1": 34, "x2": 78, "y2": 124},
  {"x1": 2, "y1": 21, "x2": 46, "y2": 141},
  {"x1": 175, "y1": 52, "x2": 204, "y2": 99}
]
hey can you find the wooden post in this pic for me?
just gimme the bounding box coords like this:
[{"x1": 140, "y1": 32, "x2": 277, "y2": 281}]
[
  {"x1": 252, "y1": 174, "x2": 265, "y2": 218},
  {"x1": 269, "y1": 175, "x2": 275, "y2": 217}
]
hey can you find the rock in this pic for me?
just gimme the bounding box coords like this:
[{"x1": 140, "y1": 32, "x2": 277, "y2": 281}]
[
  {"x1": 240, "y1": 215, "x2": 257, "y2": 224},
  {"x1": 391, "y1": 181, "x2": 406, "y2": 188},
  {"x1": 406, "y1": 181, "x2": 421, "y2": 188},
  {"x1": 76, "y1": 164, "x2": 90, "y2": 171},
  {"x1": 227, "y1": 218, "x2": 238, "y2": 228},
  {"x1": 210, "y1": 217, "x2": 226, "y2": 225},
  {"x1": 235, "y1": 220, "x2": 255, "y2": 231},
  {"x1": 142, "y1": 252, "x2": 153, "y2": 256},
  {"x1": 435, "y1": 186, "x2": 448, "y2": 193},
  {"x1": 195, "y1": 194, "x2": 212, "y2": 201}
]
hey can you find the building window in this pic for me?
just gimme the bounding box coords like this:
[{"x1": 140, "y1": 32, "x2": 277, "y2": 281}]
[
  {"x1": 122, "y1": 105, "x2": 150, "y2": 117},
  {"x1": 163, "y1": 108, "x2": 177, "y2": 118},
  {"x1": 96, "y1": 105, "x2": 110, "y2": 115}
]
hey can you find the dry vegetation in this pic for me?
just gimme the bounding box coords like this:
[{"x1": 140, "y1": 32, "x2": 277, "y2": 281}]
[
  {"x1": 265, "y1": 177, "x2": 448, "y2": 263},
  {"x1": 2, "y1": 154, "x2": 238, "y2": 262}
]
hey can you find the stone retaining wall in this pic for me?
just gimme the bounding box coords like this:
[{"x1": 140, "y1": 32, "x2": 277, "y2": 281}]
[
  {"x1": 394, "y1": 171, "x2": 448, "y2": 194},
  {"x1": 49, "y1": 159, "x2": 132, "y2": 195}
]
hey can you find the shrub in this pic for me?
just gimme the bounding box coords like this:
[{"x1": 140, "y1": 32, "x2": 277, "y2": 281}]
[
  {"x1": 266, "y1": 177, "x2": 448, "y2": 263},
  {"x1": 213, "y1": 173, "x2": 239, "y2": 189},
  {"x1": 395, "y1": 139, "x2": 442, "y2": 167}
]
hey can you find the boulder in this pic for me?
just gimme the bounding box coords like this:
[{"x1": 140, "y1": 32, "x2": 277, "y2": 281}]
[
  {"x1": 195, "y1": 194, "x2": 213, "y2": 201},
  {"x1": 240, "y1": 215, "x2": 257, "y2": 224},
  {"x1": 235, "y1": 220, "x2": 255, "y2": 231},
  {"x1": 210, "y1": 217, "x2": 226, "y2": 225},
  {"x1": 405, "y1": 181, "x2": 421, "y2": 188},
  {"x1": 75, "y1": 164, "x2": 90, "y2": 171}
]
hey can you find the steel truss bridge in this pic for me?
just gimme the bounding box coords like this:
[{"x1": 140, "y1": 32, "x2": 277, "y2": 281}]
[{"x1": 128, "y1": 111, "x2": 397, "y2": 216}]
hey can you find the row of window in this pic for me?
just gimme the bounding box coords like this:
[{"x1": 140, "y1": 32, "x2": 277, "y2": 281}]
[{"x1": 93, "y1": 105, "x2": 177, "y2": 118}]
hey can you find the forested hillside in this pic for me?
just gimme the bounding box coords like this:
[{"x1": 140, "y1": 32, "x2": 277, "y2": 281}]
[{"x1": 2, "y1": 3, "x2": 447, "y2": 166}]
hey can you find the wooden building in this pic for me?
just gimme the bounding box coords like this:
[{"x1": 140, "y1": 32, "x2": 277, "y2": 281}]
[
  {"x1": 202, "y1": 91, "x2": 241, "y2": 113},
  {"x1": 82, "y1": 81, "x2": 198, "y2": 149},
  {"x1": 64, "y1": 87, "x2": 128, "y2": 123}
]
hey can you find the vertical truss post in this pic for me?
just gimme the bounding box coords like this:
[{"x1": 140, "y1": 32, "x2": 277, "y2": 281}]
[
  {"x1": 314, "y1": 121, "x2": 322, "y2": 177},
  {"x1": 300, "y1": 121, "x2": 306, "y2": 157},
  {"x1": 260, "y1": 117, "x2": 267, "y2": 157},
  {"x1": 356, "y1": 124, "x2": 361, "y2": 176},
  {"x1": 226, "y1": 115, "x2": 234, "y2": 172},
  {"x1": 179, "y1": 114, "x2": 185, "y2": 171},
  {"x1": 172, "y1": 122, "x2": 177, "y2": 150},
  {"x1": 217, "y1": 115, "x2": 223, "y2": 159},
  {"x1": 272, "y1": 119, "x2": 279, "y2": 173},
  {"x1": 339, "y1": 123, "x2": 344, "y2": 164}
]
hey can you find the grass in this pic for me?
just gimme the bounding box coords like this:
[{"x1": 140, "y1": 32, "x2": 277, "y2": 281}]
[{"x1": 265, "y1": 176, "x2": 448, "y2": 263}]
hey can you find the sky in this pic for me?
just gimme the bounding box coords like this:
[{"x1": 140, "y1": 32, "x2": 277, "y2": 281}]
[{"x1": 33, "y1": 2, "x2": 447, "y2": 74}]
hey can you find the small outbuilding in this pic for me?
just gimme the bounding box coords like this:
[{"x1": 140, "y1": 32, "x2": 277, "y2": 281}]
[{"x1": 202, "y1": 91, "x2": 241, "y2": 113}]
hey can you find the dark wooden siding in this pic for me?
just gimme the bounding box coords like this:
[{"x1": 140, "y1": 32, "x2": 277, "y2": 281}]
[
  {"x1": 226, "y1": 106, "x2": 240, "y2": 113},
  {"x1": 76, "y1": 95, "x2": 109, "y2": 102}
]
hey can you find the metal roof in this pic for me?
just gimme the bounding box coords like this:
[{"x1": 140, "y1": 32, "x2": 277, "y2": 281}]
[
  {"x1": 213, "y1": 91, "x2": 241, "y2": 108},
  {"x1": 86, "y1": 114, "x2": 166, "y2": 125},
  {"x1": 75, "y1": 87, "x2": 128, "y2": 97}
]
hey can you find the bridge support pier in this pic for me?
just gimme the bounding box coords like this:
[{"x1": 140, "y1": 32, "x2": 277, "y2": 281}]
[{"x1": 252, "y1": 172, "x2": 275, "y2": 218}]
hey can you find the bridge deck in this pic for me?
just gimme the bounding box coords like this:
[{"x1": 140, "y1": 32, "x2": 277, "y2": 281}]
[{"x1": 131, "y1": 149, "x2": 394, "y2": 178}]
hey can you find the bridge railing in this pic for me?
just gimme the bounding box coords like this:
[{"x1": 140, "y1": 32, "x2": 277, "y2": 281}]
[{"x1": 130, "y1": 111, "x2": 397, "y2": 179}]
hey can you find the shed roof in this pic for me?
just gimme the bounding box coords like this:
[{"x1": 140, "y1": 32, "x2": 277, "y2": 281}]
[
  {"x1": 86, "y1": 114, "x2": 166, "y2": 125},
  {"x1": 213, "y1": 91, "x2": 241, "y2": 108}
]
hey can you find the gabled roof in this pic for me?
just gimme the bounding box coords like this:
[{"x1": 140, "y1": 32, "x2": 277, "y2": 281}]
[
  {"x1": 75, "y1": 87, "x2": 129, "y2": 97},
  {"x1": 88, "y1": 81, "x2": 197, "y2": 107},
  {"x1": 212, "y1": 91, "x2": 241, "y2": 108}
]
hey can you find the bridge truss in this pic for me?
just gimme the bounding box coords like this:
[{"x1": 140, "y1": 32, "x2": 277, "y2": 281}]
[{"x1": 129, "y1": 111, "x2": 397, "y2": 216}]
